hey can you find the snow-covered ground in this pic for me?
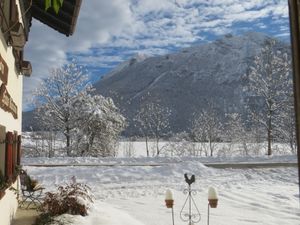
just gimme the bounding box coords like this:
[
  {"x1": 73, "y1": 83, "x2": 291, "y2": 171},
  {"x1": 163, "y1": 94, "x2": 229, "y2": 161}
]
[
  {"x1": 22, "y1": 134, "x2": 295, "y2": 158},
  {"x1": 22, "y1": 156, "x2": 300, "y2": 225}
]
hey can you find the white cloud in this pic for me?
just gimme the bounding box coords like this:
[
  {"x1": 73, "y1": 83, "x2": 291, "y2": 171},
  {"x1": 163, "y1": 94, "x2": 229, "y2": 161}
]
[
  {"x1": 23, "y1": 0, "x2": 290, "y2": 111},
  {"x1": 23, "y1": 0, "x2": 134, "y2": 110},
  {"x1": 275, "y1": 32, "x2": 290, "y2": 37},
  {"x1": 131, "y1": 0, "x2": 177, "y2": 14}
]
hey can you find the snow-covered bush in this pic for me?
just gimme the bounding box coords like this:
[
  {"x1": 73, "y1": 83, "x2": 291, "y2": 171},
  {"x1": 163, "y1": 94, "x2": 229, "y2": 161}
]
[
  {"x1": 73, "y1": 95, "x2": 126, "y2": 157},
  {"x1": 190, "y1": 102, "x2": 222, "y2": 157},
  {"x1": 123, "y1": 138, "x2": 135, "y2": 157},
  {"x1": 164, "y1": 132, "x2": 196, "y2": 157},
  {"x1": 40, "y1": 177, "x2": 93, "y2": 217},
  {"x1": 22, "y1": 131, "x2": 63, "y2": 158}
]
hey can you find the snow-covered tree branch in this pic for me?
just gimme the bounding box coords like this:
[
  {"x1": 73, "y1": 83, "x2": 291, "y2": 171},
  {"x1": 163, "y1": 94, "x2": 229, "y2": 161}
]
[
  {"x1": 134, "y1": 100, "x2": 171, "y2": 156},
  {"x1": 33, "y1": 60, "x2": 125, "y2": 157},
  {"x1": 247, "y1": 39, "x2": 293, "y2": 155},
  {"x1": 191, "y1": 101, "x2": 222, "y2": 157}
]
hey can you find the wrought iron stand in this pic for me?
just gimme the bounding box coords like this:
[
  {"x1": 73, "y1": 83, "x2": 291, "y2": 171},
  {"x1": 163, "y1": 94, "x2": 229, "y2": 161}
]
[
  {"x1": 165, "y1": 174, "x2": 218, "y2": 225},
  {"x1": 179, "y1": 174, "x2": 201, "y2": 225}
]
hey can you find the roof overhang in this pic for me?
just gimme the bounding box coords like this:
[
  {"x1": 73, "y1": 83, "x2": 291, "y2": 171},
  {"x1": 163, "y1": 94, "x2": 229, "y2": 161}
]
[{"x1": 30, "y1": 0, "x2": 82, "y2": 36}]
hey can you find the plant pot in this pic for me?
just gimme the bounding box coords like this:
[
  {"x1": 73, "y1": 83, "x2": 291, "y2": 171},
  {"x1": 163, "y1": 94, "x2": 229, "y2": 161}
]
[
  {"x1": 31, "y1": 180, "x2": 38, "y2": 188},
  {"x1": 165, "y1": 199, "x2": 174, "y2": 208},
  {"x1": 208, "y1": 199, "x2": 218, "y2": 208}
]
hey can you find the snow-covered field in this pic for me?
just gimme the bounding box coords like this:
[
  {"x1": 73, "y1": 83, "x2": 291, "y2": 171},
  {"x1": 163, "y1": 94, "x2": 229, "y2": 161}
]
[
  {"x1": 22, "y1": 156, "x2": 300, "y2": 225},
  {"x1": 22, "y1": 134, "x2": 295, "y2": 158}
]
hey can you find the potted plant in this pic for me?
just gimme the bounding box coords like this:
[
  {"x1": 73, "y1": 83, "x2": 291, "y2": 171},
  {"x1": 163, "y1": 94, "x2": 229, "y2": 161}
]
[
  {"x1": 30, "y1": 179, "x2": 38, "y2": 189},
  {"x1": 23, "y1": 172, "x2": 38, "y2": 190},
  {"x1": 0, "y1": 170, "x2": 6, "y2": 200},
  {"x1": 15, "y1": 165, "x2": 22, "y2": 174}
]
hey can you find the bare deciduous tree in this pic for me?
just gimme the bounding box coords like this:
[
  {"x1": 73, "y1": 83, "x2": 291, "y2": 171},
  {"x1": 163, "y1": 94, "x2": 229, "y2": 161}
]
[
  {"x1": 134, "y1": 101, "x2": 171, "y2": 156},
  {"x1": 191, "y1": 102, "x2": 222, "y2": 157},
  {"x1": 224, "y1": 113, "x2": 251, "y2": 156},
  {"x1": 275, "y1": 95, "x2": 296, "y2": 153},
  {"x1": 247, "y1": 39, "x2": 292, "y2": 155}
]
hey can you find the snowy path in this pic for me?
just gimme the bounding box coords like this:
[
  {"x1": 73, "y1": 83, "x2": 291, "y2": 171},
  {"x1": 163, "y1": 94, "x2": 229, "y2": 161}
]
[
  {"x1": 23, "y1": 157, "x2": 300, "y2": 225},
  {"x1": 22, "y1": 155, "x2": 298, "y2": 168}
]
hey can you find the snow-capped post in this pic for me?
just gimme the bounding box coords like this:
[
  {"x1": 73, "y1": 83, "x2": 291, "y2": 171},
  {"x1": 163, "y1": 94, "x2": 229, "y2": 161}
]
[
  {"x1": 208, "y1": 187, "x2": 218, "y2": 208},
  {"x1": 180, "y1": 174, "x2": 201, "y2": 225},
  {"x1": 207, "y1": 187, "x2": 218, "y2": 225},
  {"x1": 165, "y1": 189, "x2": 174, "y2": 208},
  {"x1": 165, "y1": 189, "x2": 175, "y2": 225}
]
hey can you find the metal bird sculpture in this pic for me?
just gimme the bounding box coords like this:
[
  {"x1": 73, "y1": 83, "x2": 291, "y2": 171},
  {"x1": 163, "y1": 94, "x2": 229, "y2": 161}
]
[{"x1": 184, "y1": 173, "x2": 195, "y2": 185}]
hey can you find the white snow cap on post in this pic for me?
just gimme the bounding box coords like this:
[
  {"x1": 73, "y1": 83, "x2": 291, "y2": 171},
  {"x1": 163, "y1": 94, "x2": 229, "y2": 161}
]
[
  {"x1": 165, "y1": 189, "x2": 173, "y2": 200},
  {"x1": 208, "y1": 187, "x2": 218, "y2": 200}
]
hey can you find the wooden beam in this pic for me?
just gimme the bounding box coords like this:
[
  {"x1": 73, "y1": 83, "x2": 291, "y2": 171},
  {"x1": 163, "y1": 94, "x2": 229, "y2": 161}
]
[
  {"x1": 30, "y1": 0, "x2": 81, "y2": 36},
  {"x1": 32, "y1": 0, "x2": 75, "y2": 14},
  {"x1": 69, "y1": 0, "x2": 82, "y2": 35},
  {"x1": 31, "y1": 5, "x2": 71, "y2": 35}
]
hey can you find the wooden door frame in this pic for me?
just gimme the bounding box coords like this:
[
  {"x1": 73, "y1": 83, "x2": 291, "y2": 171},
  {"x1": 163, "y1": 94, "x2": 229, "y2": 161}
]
[{"x1": 288, "y1": 0, "x2": 300, "y2": 194}]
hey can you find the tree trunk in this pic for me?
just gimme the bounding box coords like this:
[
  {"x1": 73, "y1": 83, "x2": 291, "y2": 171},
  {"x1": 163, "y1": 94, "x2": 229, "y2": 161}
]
[
  {"x1": 156, "y1": 136, "x2": 160, "y2": 156},
  {"x1": 290, "y1": 140, "x2": 294, "y2": 153},
  {"x1": 267, "y1": 116, "x2": 272, "y2": 155},
  {"x1": 66, "y1": 136, "x2": 71, "y2": 156},
  {"x1": 88, "y1": 134, "x2": 95, "y2": 154},
  {"x1": 243, "y1": 141, "x2": 249, "y2": 156},
  {"x1": 145, "y1": 136, "x2": 149, "y2": 157},
  {"x1": 66, "y1": 127, "x2": 71, "y2": 156},
  {"x1": 209, "y1": 138, "x2": 213, "y2": 156},
  {"x1": 52, "y1": 133, "x2": 56, "y2": 158}
]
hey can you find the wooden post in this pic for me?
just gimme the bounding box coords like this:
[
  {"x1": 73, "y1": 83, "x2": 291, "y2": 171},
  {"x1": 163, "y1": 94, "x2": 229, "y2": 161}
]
[{"x1": 288, "y1": 0, "x2": 300, "y2": 196}]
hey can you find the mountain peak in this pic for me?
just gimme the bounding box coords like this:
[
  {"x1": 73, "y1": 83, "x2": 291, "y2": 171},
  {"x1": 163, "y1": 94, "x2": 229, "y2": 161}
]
[
  {"x1": 128, "y1": 53, "x2": 148, "y2": 66},
  {"x1": 101, "y1": 53, "x2": 148, "y2": 81},
  {"x1": 132, "y1": 52, "x2": 148, "y2": 61}
]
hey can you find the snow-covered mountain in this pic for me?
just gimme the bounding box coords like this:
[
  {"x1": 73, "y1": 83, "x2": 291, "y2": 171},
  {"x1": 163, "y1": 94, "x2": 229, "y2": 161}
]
[
  {"x1": 22, "y1": 32, "x2": 290, "y2": 134},
  {"x1": 102, "y1": 53, "x2": 148, "y2": 81},
  {"x1": 94, "y1": 32, "x2": 290, "y2": 136}
]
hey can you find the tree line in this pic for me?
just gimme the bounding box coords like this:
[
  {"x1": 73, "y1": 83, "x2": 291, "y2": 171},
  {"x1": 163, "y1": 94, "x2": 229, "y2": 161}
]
[{"x1": 132, "y1": 39, "x2": 295, "y2": 156}]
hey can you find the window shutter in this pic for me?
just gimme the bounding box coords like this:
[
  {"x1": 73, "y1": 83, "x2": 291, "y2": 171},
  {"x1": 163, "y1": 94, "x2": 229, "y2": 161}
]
[
  {"x1": 17, "y1": 135, "x2": 21, "y2": 166},
  {"x1": 5, "y1": 131, "x2": 13, "y2": 181},
  {"x1": 12, "y1": 131, "x2": 17, "y2": 176},
  {"x1": 0, "y1": 125, "x2": 5, "y2": 176}
]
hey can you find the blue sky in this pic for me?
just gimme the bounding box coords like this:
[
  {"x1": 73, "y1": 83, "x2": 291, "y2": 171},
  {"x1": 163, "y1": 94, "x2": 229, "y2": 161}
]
[{"x1": 23, "y1": 0, "x2": 290, "y2": 111}]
